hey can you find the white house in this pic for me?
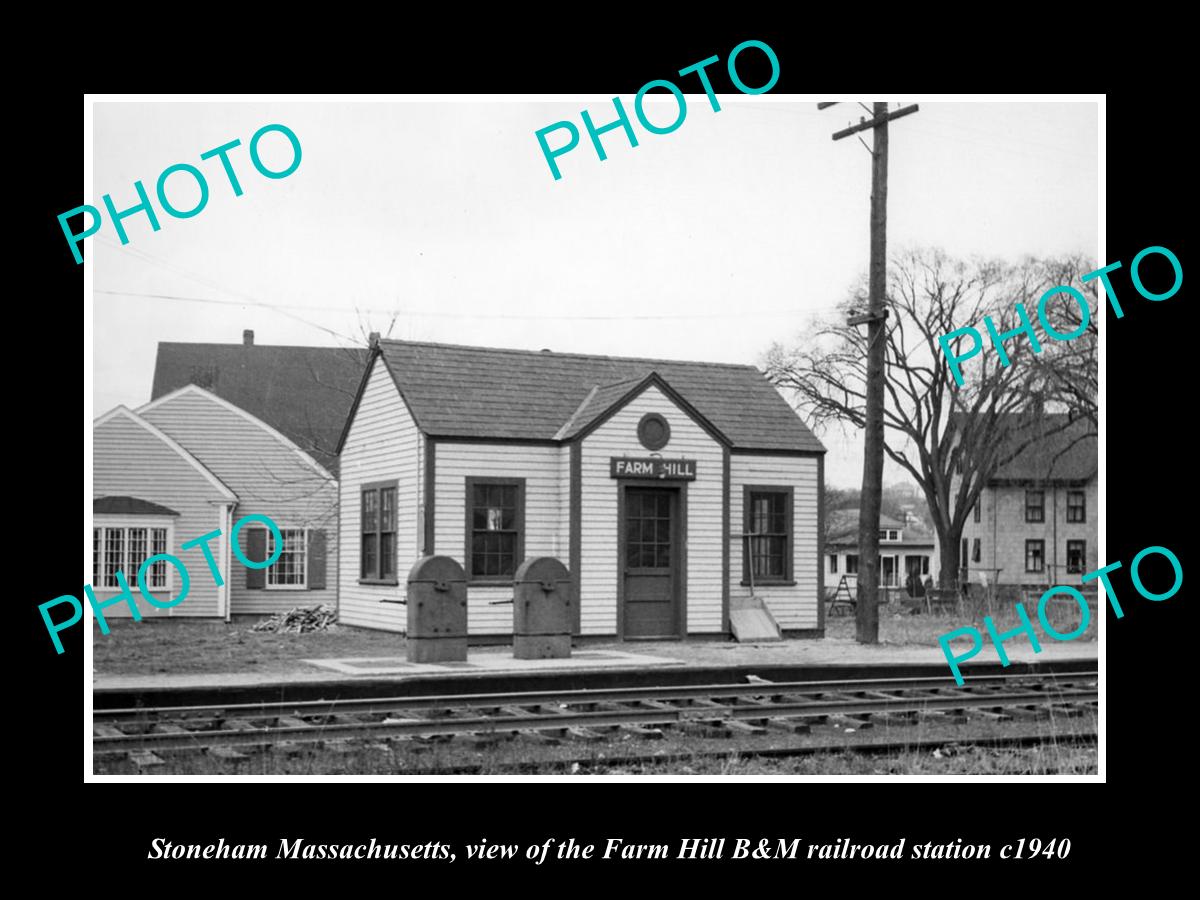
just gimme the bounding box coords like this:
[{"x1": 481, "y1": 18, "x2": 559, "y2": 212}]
[{"x1": 824, "y1": 509, "x2": 935, "y2": 598}]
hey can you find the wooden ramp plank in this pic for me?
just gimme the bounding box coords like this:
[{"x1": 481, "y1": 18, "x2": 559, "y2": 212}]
[{"x1": 729, "y1": 595, "x2": 783, "y2": 643}]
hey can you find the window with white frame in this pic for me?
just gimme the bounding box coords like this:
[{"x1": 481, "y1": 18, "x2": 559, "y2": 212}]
[
  {"x1": 92, "y1": 523, "x2": 170, "y2": 589},
  {"x1": 267, "y1": 528, "x2": 308, "y2": 588}
]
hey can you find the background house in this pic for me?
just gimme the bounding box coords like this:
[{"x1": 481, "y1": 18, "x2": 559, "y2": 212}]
[
  {"x1": 824, "y1": 508, "x2": 935, "y2": 599},
  {"x1": 91, "y1": 333, "x2": 367, "y2": 618},
  {"x1": 939, "y1": 413, "x2": 1097, "y2": 598},
  {"x1": 150, "y1": 330, "x2": 368, "y2": 472}
]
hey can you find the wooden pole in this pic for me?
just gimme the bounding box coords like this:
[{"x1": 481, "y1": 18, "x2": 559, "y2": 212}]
[
  {"x1": 820, "y1": 101, "x2": 918, "y2": 644},
  {"x1": 855, "y1": 101, "x2": 889, "y2": 644}
]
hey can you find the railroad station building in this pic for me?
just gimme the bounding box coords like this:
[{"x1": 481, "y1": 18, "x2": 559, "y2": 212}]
[{"x1": 337, "y1": 339, "x2": 826, "y2": 641}]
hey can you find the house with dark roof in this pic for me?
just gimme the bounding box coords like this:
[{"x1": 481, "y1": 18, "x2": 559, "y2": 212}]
[
  {"x1": 824, "y1": 509, "x2": 935, "y2": 598},
  {"x1": 337, "y1": 339, "x2": 827, "y2": 640},
  {"x1": 151, "y1": 330, "x2": 368, "y2": 472},
  {"x1": 944, "y1": 413, "x2": 1097, "y2": 590},
  {"x1": 92, "y1": 383, "x2": 339, "y2": 619}
]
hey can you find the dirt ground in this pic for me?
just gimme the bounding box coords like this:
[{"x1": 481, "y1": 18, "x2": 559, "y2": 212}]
[{"x1": 92, "y1": 601, "x2": 1095, "y2": 677}]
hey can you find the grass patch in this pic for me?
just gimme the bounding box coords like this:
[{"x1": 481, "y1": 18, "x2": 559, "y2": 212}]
[
  {"x1": 825, "y1": 596, "x2": 1096, "y2": 646},
  {"x1": 93, "y1": 620, "x2": 406, "y2": 675}
]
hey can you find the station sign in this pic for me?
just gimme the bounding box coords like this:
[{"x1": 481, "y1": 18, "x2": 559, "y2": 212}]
[{"x1": 610, "y1": 457, "x2": 697, "y2": 480}]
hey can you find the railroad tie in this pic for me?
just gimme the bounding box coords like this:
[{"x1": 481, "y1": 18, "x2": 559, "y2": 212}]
[
  {"x1": 206, "y1": 746, "x2": 248, "y2": 761},
  {"x1": 144, "y1": 722, "x2": 199, "y2": 756},
  {"x1": 1003, "y1": 706, "x2": 1047, "y2": 721},
  {"x1": 128, "y1": 750, "x2": 165, "y2": 768},
  {"x1": 619, "y1": 724, "x2": 665, "y2": 740},
  {"x1": 827, "y1": 715, "x2": 873, "y2": 731},
  {"x1": 531, "y1": 704, "x2": 571, "y2": 738},
  {"x1": 1047, "y1": 705, "x2": 1089, "y2": 719},
  {"x1": 766, "y1": 717, "x2": 812, "y2": 735},
  {"x1": 565, "y1": 727, "x2": 605, "y2": 743},
  {"x1": 684, "y1": 699, "x2": 765, "y2": 734},
  {"x1": 224, "y1": 718, "x2": 272, "y2": 752},
  {"x1": 731, "y1": 696, "x2": 777, "y2": 727},
  {"x1": 964, "y1": 708, "x2": 1013, "y2": 722}
]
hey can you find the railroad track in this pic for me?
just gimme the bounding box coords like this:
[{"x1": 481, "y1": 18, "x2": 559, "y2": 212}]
[{"x1": 93, "y1": 669, "x2": 1097, "y2": 768}]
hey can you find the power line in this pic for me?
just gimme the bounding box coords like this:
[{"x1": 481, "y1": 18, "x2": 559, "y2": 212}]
[
  {"x1": 94, "y1": 239, "x2": 362, "y2": 343},
  {"x1": 94, "y1": 288, "x2": 836, "y2": 321}
]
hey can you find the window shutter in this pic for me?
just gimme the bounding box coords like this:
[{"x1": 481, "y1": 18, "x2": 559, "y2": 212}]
[
  {"x1": 245, "y1": 527, "x2": 266, "y2": 590},
  {"x1": 308, "y1": 529, "x2": 327, "y2": 590}
]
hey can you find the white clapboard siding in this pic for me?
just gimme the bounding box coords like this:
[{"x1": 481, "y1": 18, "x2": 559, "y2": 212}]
[
  {"x1": 435, "y1": 443, "x2": 564, "y2": 635},
  {"x1": 337, "y1": 357, "x2": 419, "y2": 631},
  {"x1": 580, "y1": 386, "x2": 726, "y2": 635},
  {"x1": 139, "y1": 389, "x2": 339, "y2": 616},
  {"x1": 730, "y1": 454, "x2": 820, "y2": 630},
  {"x1": 92, "y1": 411, "x2": 227, "y2": 617}
]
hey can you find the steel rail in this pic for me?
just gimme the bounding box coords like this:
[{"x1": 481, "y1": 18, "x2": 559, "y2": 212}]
[
  {"x1": 93, "y1": 670, "x2": 1098, "y2": 725},
  {"x1": 415, "y1": 732, "x2": 1100, "y2": 776},
  {"x1": 93, "y1": 686, "x2": 1097, "y2": 753}
]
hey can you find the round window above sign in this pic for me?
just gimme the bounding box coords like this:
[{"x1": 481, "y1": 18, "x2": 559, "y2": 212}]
[{"x1": 637, "y1": 413, "x2": 671, "y2": 451}]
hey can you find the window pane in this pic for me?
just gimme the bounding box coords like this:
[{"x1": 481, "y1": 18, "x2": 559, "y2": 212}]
[
  {"x1": 362, "y1": 489, "x2": 378, "y2": 532},
  {"x1": 381, "y1": 488, "x2": 396, "y2": 531},
  {"x1": 93, "y1": 529, "x2": 101, "y2": 586},
  {"x1": 150, "y1": 529, "x2": 168, "y2": 588},
  {"x1": 362, "y1": 533, "x2": 378, "y2": 578},
  {"x1": 1067, "y1": 540, "x2": 1086, "y2": 574},
  {"x1": 104, "y1": 528, "x2": 124, "y2": 588},
  {"x1": 381, "y1": 532, "x2": 395, "y2": 578},
  {"x1": 268, "y1": 528, "x2": 307, "y2": 586},
  {"x1": 498, "y1": 533, "x2": 516, "y2": 576},
  {"x1": 127, "y1": 528, "x2": 148, "y2": 584}
]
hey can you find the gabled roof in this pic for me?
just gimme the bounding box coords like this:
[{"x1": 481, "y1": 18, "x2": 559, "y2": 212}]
[
  {"x1": 93, "y1": 406, "x2": 238, "y2": 502},
  {"x1": 151, "y1": 342, "x2": 369, "y2": 470},
  {"x1": 826, "y1": 508, "x2": 934, "y2": 546},
  {"x1": 984, "y1": 413, "x2": 1097, "y2": 483},
  {"x1": 371, "y1": 340, "x2": 825, "y2": 452},
  {"x1": 139, "y1": 384, "x2": 335, "y2": 482},
  {"x1": 94, "y1": 496, "x2": 180, "y2": 517}
]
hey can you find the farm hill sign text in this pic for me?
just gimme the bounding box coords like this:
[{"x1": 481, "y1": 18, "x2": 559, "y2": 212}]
[{"x1": 610, "y1": 457, "x2": 697, "y2": 480}]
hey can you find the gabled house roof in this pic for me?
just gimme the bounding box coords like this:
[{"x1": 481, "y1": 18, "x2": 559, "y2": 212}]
[
  {"x1": 984, "y1": 413, "x2": 1097, "y2": 483},
  {"x1": 826, "y1": 508, "x2": 934, "y2": 547},
  {"x1": 365, "y1": 340, "x2": 825, "y2": 452},
  {"x1": 94, "y1": 496, "x2": 180, "y2": 517},
  {"x1": 93, "y1": 406, "x2": 238, "y2": 502},
  {"x1": 151, "y1": 342, "x2": 369, "y2": 471},
  {"x1": 138, "y1": 383, "x2": 336, "y2": 482}
]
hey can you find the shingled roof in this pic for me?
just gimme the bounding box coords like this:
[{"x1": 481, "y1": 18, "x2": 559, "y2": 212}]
[
  {"x1": 151, "y1": 342, "x2": 369, "y2": 471},
  {"x1": 989, "y1": 413, "x2": 1097, "y2": 483},
  {"x1": 373, "y1": 340, "x2": 824, "y2": 453}
]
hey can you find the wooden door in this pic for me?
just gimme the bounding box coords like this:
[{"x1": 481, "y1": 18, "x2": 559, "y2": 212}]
[{"x1": 622, "y1": 486, "x2": 679, "y2": 638}]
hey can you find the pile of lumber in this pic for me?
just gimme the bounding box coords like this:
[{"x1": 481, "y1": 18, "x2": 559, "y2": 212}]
[{"x1": 250, "y1": 605, "x2": 337, "y2": 634}]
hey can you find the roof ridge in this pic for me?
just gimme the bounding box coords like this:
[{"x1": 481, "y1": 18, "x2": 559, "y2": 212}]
[
  {"x1": 378, "y1": 338, "x2": 762, "y2": 371},
  {"x1": 157, "y1": 342, "x2": 367, "y2": 352}
]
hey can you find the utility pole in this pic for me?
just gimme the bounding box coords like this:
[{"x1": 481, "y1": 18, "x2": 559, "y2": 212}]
[{"x1": 820, "y1": 101, "x2": 918, "y2": 644}]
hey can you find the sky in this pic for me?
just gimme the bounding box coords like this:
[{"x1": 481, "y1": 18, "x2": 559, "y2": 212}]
[{"x1": 90, "y1": 98, "x2": 1098, "y2": 488}]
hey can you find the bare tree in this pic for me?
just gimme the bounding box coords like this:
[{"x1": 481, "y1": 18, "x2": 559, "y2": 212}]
[
  {"x1": 766, "y1": 247, "x2": 1090, "y2": 593},
  {"x1": 1024, "y1": 254, "x2": 1099, "y2": 428}
]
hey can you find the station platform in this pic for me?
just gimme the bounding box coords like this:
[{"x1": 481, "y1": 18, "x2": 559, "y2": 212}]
[{"x1": 92, "y1": 637, "x2": 1097, "y2": 708}]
